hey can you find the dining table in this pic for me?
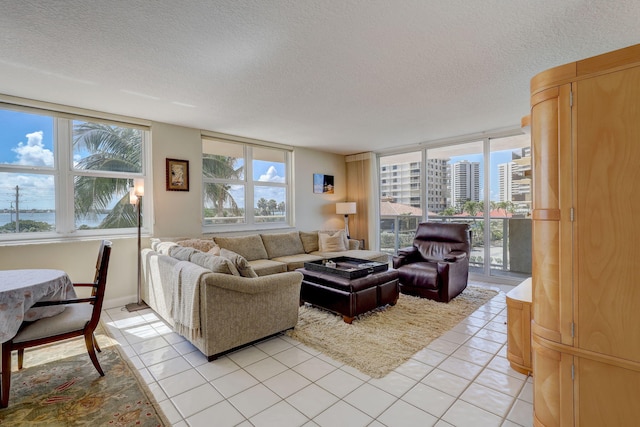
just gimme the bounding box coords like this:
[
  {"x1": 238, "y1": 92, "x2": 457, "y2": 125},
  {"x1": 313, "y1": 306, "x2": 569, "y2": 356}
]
[{"x1": 0, "y1": 269, "x2": 77, "y2": 343}]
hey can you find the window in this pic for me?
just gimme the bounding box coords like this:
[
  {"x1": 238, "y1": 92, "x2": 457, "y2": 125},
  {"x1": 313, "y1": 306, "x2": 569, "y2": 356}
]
[
  {"x1": 0, "y1": 105, "x2": 148, "y2": 240},
  {"x1": 378, "y1": 132, "x2": 531, "y2": 283},
  {"x1": 202, "y1": 137, "x2": 291, "y2": 229}
]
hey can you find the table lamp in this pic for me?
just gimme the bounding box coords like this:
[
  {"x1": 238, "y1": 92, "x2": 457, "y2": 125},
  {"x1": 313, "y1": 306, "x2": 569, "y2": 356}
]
[{"x1": 336, "y1": 202, "x2": 356, "y2": 238}]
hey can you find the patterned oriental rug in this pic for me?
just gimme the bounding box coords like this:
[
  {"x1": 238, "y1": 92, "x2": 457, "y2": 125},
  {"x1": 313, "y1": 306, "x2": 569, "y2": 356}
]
[
  {"x1": 0, "y1": 323, "x2": 169, "y2": 426},
  {"x1": 286, "y1": 285, "x2": 499, "y2": 378}
]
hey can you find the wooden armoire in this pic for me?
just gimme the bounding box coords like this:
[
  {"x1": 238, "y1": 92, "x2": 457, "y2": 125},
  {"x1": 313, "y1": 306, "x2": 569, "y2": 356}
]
[{"x1": 530, "y1": 44, "x2": 640, "y2": 426}]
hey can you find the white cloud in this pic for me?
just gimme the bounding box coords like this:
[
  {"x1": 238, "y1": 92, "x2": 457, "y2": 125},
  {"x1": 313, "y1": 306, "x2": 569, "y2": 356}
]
[
  {"x1": 259, "y1": 165, "x2": 285, "y2": 183},
  {"x1": 12, "y1": 131, "x2": 54, "y2": 167}
]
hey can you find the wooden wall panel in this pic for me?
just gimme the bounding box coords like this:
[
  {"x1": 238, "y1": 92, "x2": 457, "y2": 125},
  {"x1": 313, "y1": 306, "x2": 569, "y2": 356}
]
[{"x1": 575, "y1": 67, "x2": 640, "y2": 361}]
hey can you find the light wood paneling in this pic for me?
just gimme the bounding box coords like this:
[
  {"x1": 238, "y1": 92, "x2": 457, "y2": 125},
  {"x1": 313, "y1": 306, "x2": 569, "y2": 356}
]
[
  {"x1": 575, "y1": 67, "x2": 640, "y2": 362},
  {"x1": 507, "y1": 278, "x2": 532, "y2": 375},
  {"x1": 531, "y1": 44, "x2": 640, "y2": 427},
  {"x1": 575, "y1": 358, "x2": 640, "y2": 427}
]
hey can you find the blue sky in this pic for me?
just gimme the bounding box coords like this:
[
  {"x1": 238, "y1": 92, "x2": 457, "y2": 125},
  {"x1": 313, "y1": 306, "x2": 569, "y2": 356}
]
[
  {"x1": 0, "y1": 109, "x2": 54, "y2": 165},
  {"x1": 0, "y1": 110, "x2": 55, "y2": 210}
]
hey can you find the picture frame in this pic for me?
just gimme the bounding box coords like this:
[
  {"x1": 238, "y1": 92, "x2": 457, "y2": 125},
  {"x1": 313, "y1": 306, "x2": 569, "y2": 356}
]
[
  {"x1": 166, "y1": 158, "x2": 189, "y2": 191},
  {"x1": 313, "y1": 173, "x2": 334, "y2": 194}
]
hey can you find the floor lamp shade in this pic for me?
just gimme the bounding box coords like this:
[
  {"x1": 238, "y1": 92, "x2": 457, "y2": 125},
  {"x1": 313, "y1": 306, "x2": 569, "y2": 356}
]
[{"x1": 336, "y1": 202, "x2": 356, "y2": 238}]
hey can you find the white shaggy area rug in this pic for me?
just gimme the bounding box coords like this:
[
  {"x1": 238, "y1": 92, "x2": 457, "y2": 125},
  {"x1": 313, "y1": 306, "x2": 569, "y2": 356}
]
[{"x1": 286, "y1": 285, "x2": 499, "y2": 378}]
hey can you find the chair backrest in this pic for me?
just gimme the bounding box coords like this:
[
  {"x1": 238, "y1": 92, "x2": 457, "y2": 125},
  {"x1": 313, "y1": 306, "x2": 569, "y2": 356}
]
[
  {"x1": 87, "y1": 240, "x2": 112, "y2": 330},
  {"x1": 413, "y1": 222, "x2": 471, "y2": 259},
  {"x1": 92, "y1": 240, "x2": 108, "y2": 283}
]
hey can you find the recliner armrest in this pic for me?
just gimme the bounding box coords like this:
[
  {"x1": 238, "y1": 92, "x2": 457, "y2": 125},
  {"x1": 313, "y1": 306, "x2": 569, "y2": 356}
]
[
  {"x1": 443, "y1": 250, "x2": 467, "y2": 262},
  {"x1": 392, "y1": 246, "x2": 420, "y2": 268}
]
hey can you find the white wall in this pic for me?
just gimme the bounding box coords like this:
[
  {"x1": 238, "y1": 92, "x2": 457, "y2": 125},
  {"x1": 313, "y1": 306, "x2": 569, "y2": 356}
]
[
  {"x1": 293, "y1": 147, "x2": 348, "y2": 231},
  {"x1": 0, "y1": 121, "x2": 347, "y2": 308}
]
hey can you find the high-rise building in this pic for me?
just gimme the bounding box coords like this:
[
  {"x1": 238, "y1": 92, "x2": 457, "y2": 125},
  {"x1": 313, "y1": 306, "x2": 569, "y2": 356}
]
[
  {"x1": 426, "y1": 158, "x2": 449, "y2": 213},
  {"x1": 498, "y1": 162, "x2": 513, "y2": 201},
  {"x1": 497, "y1": 147, "x2": 532, "y2": 214},
  {"x1": 450, "y1": 160, "x2": 480, "y2": 208},
  {"x1": 379, "y1": 155, "x2": 449, "y2": 211}
]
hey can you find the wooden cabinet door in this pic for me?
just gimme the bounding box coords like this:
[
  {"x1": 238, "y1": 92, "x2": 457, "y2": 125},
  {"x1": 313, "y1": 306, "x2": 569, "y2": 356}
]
[
  {"x1": 531, "y1": 83, "x2": 574, "y2": 347},
  {"x1": 573, "y1": 64, "x2": 640, "y2": 427},
  {"x1": 531, "y1": 82, "x2": 575, "y2": 427},
  {"x1": 574, "y1": 66, "x2": 640, "y2": 362}
]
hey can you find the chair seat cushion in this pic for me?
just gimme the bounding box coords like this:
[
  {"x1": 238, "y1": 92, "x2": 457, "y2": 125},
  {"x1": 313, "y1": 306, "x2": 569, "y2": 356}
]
[
  {"x1": 13, "y1": 304, "x2": 93, "y2": 343},
  {"x1": 397, "y1": 262, "x2": 439, "y2": 290}
]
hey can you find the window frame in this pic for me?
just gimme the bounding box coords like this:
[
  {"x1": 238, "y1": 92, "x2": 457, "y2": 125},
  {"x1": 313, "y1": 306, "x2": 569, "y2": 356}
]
[
  {"x1": 0, "y1": 102, "x2": 150, "y2": 243},
  {"x1": 201, "y1": 135, "x2": 292, "y2": 232}
]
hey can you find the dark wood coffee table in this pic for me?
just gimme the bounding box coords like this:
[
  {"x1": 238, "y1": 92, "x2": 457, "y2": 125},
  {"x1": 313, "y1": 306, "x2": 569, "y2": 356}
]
[{"x1": 297, "y1": 258, "x2": 399, "y2": 323}]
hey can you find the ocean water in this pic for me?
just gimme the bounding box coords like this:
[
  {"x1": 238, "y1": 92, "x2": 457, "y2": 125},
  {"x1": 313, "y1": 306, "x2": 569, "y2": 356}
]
[{"x1": 0, "y1": 212, "x2": 106, "y2": 228}]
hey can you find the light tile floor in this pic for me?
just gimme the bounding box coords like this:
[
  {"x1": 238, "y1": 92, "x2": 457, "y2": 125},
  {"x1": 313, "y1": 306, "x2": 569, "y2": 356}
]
[{"x1": 101, "y1": 282, "x2": 533, "y2": 427}]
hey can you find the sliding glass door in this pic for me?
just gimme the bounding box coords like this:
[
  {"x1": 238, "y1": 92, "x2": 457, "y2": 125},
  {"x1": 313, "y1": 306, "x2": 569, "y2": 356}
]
[
  {"x1": 488, "y1": 134, "x2": 531, "y2": 279},
  {"x1": 426, "y1": 141, "x2": 485, "y2": 274},
  {"x1": 378, "y1": 132, "x2": 531, "y2": 282}
]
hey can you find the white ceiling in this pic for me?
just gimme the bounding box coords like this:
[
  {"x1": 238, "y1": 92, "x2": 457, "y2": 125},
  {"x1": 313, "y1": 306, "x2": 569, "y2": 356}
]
[{"x1": 1, "y1": 1, "x2": 639, "y2": 155}]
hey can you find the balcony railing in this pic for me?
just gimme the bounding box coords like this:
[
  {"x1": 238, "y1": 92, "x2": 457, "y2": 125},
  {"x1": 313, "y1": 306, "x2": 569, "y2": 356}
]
[{"x1": 379, "y1": 215, "x2": 531, "y2": 278}]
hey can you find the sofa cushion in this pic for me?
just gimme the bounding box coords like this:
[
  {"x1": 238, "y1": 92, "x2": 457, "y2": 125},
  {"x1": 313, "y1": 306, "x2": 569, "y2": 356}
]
[
  {"x1": 190, "y1": 252, "x2": 239, "y2": 276},
  {"x1": 176, "y1": 238, "x2": 218, "y2": 253},
  {"x1": 261, "y1": 231, "x2": 305, "y2": 259},
  {"x1": 169, "y1": 245, "x2": 199, "y2": 261},
  {"x1": 311, "y1": 249, "x2": 390, "y2": 265},
  {"x1": 220, "y1": 248, "x2": 259, "y2": 278},
  {"x1": 248, "y1": 259, "x2": 288, "y2": 276},
  {"x1": 271, "y1": 253, "x2": 324, "y2": 271},
  {"x1": 214, "y1": 234, "x2": 268, "y2": 261},
  {"x1": 299, "y1": 231, "x2": 319, "y2": 253},
  {"x1": 318, "y1": 230, "x2": 348, "y2": 252}
]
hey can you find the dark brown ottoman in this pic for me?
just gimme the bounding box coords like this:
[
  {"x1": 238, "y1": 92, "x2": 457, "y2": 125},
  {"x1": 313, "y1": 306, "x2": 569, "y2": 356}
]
[{"x1": 297, "y1": 267, "x2": 399, "y2": 323}]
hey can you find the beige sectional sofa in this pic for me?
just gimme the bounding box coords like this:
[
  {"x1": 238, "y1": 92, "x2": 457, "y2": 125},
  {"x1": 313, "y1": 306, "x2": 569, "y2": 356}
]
[
  {"x1": 211, "y1": 230, "x2": 389, "y2": 276},
  {"x1": 140, "y1": 230, "x2": 389, "y2": 360}
]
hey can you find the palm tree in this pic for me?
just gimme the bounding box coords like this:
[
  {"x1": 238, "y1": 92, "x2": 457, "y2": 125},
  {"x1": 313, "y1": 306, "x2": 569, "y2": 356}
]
[
  {"x1": 267, "y1": 199, "x2": 277, "y2": 215},
  {"x1": 203, "y1": 155, "x2": 244, "y2": 216},
  {"x1": 73, "y1": 122, "x2": 142, "y2": 228}
]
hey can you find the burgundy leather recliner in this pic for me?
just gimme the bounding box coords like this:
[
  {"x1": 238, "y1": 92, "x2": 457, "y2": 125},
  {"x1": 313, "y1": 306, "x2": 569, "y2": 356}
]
[{"x1": 392, "y1": 222, "x2": 471, "y2": 303}]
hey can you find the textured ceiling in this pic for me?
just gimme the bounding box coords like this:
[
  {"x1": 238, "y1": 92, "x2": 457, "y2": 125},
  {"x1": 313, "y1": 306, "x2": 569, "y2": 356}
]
[{"x1": 1, "y1": 1, "x2": 639, "y2": 155}]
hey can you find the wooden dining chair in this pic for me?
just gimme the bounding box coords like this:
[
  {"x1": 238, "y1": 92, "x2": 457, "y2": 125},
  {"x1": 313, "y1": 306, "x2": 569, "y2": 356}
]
[{"x1": 1, "y1": 240, "x2": 112, "y2": 408}]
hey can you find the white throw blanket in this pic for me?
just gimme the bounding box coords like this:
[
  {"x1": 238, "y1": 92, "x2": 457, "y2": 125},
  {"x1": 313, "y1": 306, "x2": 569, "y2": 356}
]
[{"x1": 171, "y1": 261, "x2": 209, "y2": 342}]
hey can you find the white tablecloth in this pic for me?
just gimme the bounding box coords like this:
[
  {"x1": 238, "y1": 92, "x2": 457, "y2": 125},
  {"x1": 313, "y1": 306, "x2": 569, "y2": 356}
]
[{"x1": 0, "y1": 269, "x2": 76, "y2": 343}]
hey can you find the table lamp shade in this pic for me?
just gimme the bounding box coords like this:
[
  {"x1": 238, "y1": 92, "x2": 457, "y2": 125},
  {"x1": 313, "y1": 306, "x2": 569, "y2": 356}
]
[{"x1": 336, "y1": 202, "x2": 356, "y2": 215}]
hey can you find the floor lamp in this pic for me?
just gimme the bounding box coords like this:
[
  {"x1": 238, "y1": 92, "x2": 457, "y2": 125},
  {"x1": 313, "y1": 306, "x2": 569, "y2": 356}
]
[
  {"x1": 336, "y1": 202, "x2": 357, "y2": 239},
  {"x1": 126, "y1": 179, "x2": 148, "y2": 312}
]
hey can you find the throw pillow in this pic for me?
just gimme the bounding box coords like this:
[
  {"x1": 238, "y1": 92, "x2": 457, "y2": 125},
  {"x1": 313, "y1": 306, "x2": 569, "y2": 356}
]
[
  {"x1": 299, "y1": 231, "x2": 319, "y2": 253},
  {"x1": 176, "y1": 238, "x2": 217, "y2": 253},
  {"x1": 318, "y1": 231, "x2": 348, "y2": 252},
  {"x1": 168, "y1": 245, "x2": 198, "y2": 261},
  {"x1": 154, "y1": 241, "x2": 179, "y2": 255},
  {"x1": 207, "y1": 245, "x2": 221, "y2": 256},
  {"x1": 190, "y1": 252, "x2": 239, "y2": 276},
  {"x1": 318, "y1": 229, "x2": 349, "y2": 250},
  {"x1": 220, "y1": 248, "x2": 259, "y2": 278}
]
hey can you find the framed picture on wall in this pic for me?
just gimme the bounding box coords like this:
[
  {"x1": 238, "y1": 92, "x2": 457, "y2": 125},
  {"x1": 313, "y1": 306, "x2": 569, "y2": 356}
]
[
  {"x1": 313, "y1": 173, "x2": 334, "y2": 194},
  {"x1": 166, "y1": 158, "x2": 189, "y2": 191}
]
